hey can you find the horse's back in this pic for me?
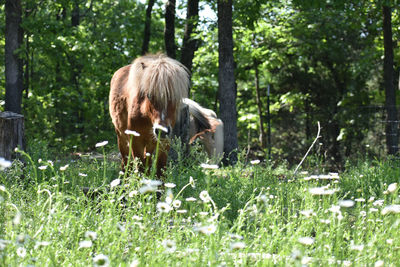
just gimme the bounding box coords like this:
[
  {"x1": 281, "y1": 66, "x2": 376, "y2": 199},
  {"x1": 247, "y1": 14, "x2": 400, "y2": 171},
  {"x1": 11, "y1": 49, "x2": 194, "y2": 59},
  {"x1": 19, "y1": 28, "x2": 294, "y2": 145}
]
[{"x1": 109, "y1": 65, "x2": 131, "y2": 132}]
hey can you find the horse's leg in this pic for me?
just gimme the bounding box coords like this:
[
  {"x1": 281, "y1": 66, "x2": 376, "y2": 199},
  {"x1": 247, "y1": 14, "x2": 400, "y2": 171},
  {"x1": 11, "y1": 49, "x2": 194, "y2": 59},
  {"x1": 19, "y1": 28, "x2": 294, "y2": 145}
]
[{"x1": 116, "y1": 132, "x2": 130, "y2": 170}]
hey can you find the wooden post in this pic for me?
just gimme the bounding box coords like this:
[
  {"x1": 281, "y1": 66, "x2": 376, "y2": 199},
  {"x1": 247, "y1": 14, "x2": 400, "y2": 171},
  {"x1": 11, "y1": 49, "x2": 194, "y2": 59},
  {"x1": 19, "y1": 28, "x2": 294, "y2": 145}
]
[{"x1": 0, "y1": 111, "x2": 25, "y2": 160}]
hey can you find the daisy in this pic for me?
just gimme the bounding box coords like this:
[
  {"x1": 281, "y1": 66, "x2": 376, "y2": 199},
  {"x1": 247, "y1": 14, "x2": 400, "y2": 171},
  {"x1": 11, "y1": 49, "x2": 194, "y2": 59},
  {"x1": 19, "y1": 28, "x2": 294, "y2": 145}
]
[
  {"x1": 95, "y1": 141, "x2": 108, "y2": 148},
  {"x1": 338, "y1": 200, "x2": 355, "y2": 208},
  {"x1": 16, "y1": 247, "x2": 26, "y2": 258},
  {"x1": 59, "y1": 164, "x2": 69, "y2": 171},
  {"x1": 157, "y1": 202, "x2": 172, "y2": 213},
  {"x1": 199, "y1": 191, "x2": 211, "y2": 203},
  {"x1": 79, "y1": 240, "x2": 93, "y2": 248},
  {"x1": 381, "y1": 205, "x2": 400, "y2": 215},
  {"x1": 125, "y1": 130, "x2": 140, "y2": 136},
  {"x1": 93, "y1": 254, "x2": 110, "y2": 266},
  {"x1": 298, "y1": 237, "x2": 314, "y2": 246},
  {"x1": 230, "y1": 241, "x2": 246, "y2": 250},
  {"x1": 85, "y1": 231, "x2": 97, "y2": 241},
  {"x1": 200, "y1": 163, "x2": 219, "y2": 169},
  {"x1": 197, "y1": 224, "x2": 217, "y2": 235},
  {"x1": 110, "y1": 179, "x2": 120, "y2": 188},
  {"x1": 162, "y1": 239, "x2": 176, "y2": 253}
]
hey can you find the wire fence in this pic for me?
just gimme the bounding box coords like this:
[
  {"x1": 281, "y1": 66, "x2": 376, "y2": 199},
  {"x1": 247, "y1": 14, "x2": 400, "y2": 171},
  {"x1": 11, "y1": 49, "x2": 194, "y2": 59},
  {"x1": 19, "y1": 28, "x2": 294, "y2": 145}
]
[{"x1": 263, "y1": 105, "x2": 399, "y2": 169}]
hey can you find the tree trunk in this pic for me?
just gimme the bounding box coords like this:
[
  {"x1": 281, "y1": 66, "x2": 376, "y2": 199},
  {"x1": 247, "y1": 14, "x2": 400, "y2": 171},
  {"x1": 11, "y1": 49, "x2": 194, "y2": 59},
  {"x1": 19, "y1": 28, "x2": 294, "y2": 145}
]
[
  {"x1": 180, "y1": 0, "x2": 199, "y2": 74},
  {"x1": 218, "y1": 0, "x2": 238, "y2": 164},
  {"x1": 0, "y1": 112, "x2": 25, "y2": 160},
  {"x1": 141, "y1": 0, "x2": 156, "y2": 55},
  {"x1": 254, "y1": 59, "x2": 266, "y2": 148},
  {"x1": 5, "y1": 0, "x2": 23, "y2": 114},
  {"x1": 164, "y1": 0, "x2": 176, "y2": 58},
  {"x1": 383, "y1": 5, "x2": 398, "y2": 155}
]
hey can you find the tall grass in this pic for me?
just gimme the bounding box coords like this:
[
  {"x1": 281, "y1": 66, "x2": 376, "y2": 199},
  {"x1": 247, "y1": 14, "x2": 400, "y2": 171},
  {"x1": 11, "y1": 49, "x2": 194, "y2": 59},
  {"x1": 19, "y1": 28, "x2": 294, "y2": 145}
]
[{"x1": 1, "y1": 144, "x2": 399, "y2": 266}]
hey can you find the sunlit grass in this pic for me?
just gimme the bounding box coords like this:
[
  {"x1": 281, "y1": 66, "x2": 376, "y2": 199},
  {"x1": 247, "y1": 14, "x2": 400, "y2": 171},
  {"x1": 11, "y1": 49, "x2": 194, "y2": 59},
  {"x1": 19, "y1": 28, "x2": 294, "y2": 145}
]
[{"x1": 0, "y1": 145, "x2": 399, "y2": 266}]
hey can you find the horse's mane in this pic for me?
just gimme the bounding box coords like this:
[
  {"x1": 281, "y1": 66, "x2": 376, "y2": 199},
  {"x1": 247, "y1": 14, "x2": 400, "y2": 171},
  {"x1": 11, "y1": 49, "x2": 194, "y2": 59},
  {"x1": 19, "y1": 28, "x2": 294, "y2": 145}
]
[
  {"x1": 128, "y1": 54, "x2": 190, "y2": 113},
  {"x1": 183, "y1": 98, "x2": 212, "y2": 131}
]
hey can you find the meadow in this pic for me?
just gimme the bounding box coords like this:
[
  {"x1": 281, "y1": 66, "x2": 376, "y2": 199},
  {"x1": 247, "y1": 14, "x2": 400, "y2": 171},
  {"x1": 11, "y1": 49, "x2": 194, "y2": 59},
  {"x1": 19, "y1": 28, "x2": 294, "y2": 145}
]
[{"x1": 0, "y1": 141, "x2": 399, "y2": 266}]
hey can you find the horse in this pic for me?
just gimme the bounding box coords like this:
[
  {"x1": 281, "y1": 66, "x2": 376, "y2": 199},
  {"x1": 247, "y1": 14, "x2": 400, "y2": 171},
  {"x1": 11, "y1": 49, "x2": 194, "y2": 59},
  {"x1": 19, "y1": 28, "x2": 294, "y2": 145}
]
[
  {"x1": 183, "y1": 98, "x2": 224, "y2": 161},
  {"x1": 109, "y1": 54, "x2": 190, "y2": 177}
]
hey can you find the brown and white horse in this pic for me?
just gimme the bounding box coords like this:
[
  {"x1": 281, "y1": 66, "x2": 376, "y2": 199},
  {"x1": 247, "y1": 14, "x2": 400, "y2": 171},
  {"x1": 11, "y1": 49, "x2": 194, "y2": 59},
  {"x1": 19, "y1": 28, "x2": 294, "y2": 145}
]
[
  {"x1": 109, "y1": 54, "x2": 190, "y2": 177},
  {"x1": 183, "y1": 98, "x2": 224, "y2": 161}
]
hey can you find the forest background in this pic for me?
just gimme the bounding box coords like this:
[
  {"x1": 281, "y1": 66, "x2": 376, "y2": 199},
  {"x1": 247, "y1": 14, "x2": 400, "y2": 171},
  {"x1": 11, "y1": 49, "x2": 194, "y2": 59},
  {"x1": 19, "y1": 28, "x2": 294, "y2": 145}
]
[{"x1": 1, "y1": 0, "x2": 400, "y2": 169}]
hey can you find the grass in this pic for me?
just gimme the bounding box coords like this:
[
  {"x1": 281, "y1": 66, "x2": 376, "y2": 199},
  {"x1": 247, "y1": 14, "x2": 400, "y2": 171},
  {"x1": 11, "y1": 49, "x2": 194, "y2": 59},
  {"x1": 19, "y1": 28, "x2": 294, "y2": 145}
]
[{"x1": 0, "y1": 142, "x2": 399, "y2": 266}]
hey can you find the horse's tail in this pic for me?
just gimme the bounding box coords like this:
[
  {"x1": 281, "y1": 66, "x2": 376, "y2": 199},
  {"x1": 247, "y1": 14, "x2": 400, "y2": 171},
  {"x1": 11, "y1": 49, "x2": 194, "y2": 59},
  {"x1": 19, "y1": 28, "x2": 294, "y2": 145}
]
[
  {"x1": 183, "y1": 98, "x2": 212, "y2": 131},
  {"x1": 130, "y1": 54, "x2": 190, "y2": 111}
]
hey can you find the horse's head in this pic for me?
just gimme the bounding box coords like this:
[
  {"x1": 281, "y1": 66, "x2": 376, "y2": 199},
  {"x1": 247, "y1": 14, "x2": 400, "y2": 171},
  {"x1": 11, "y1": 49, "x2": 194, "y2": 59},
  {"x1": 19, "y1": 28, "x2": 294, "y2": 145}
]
[
  {"x1": 133, "y1": 55, "x2": 189, "y2": 141},
  {"x1": 141, "y1": 95, "x2": 178, "y2": 140}
]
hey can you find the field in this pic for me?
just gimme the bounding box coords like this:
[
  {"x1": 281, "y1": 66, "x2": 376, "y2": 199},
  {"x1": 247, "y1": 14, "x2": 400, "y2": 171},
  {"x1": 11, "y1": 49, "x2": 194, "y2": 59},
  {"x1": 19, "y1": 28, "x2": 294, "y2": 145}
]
[{"x1": 1, "y1": 142, "x2": 399, "y2": 266}]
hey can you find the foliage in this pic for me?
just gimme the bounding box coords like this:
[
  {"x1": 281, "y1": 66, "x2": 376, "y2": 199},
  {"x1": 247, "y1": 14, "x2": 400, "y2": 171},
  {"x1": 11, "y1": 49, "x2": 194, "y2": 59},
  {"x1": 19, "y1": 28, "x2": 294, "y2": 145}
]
[
  {"x1": 1, "y1": 145, "x2": 400, "y2": 265},
  {"x1": 0, "y1": 0, "x2": 399, "y2": 165}
]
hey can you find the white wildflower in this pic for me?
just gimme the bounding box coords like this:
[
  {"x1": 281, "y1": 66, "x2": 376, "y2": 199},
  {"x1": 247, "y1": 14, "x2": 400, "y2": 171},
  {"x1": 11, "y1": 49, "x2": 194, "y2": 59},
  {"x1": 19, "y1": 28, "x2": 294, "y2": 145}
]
[
  {"x1": 177, "y1": 209, "x2": 187, "y2": 214},
  {"x1": 381, "y1": 205, "x2": 400, "y2": 215},
  {"x1": 374, "y1": 260, "x2": 384, "y2": 267},
  {"x1": 172, "y1": 199, "x2": 182, "y2": 209},
  {"x1": 139, "y1": 185, "x2": 157, "y2": 194},
  {"x1": 95, "y1": 141, "x2": 108, "y2": 148},
  {"x1": 349, "y1": 241, "x2": 364, "y2": 251},
  {"x1": 125, "y1": 130, "x2": 140, "y2": 136},
  {"x1": 309, "y1": 186, "x2": 337, "y2": 195},
  {"x1": 93, "y1": 254, "x2": 110, "y2": 266},
  {"x1": 79, "y1": 240, "x2": 93, "y2": 248},
  {"x1": 79, "y1": 173, "x2": 88, "y2": 177},
  {"x1": 162, "y1": 239, "x2": 176, "y2": 253},
  {"x1": 164, "y1": 190, "x2": 173, "y2": 205},
  {"x1": 250, "y1": 159, "x2": 260, "y2": 165},
  {"x1": 200, "y1": 163, "x2": 219, "y2": 169},
  {"x1": 230, "y1": 241, "x2": 246, "y2": 250},
  {"x1": 141, "y1": 179, "x2": 163, "y2": 187},
  {"x1": 157, "y1": 202, "x2": 172, "y2": 213},
  {"x1": 16, "y1": 247, "x2": 26, "y2": 258},
  {"x1": 130, "y1": 259, "x2": 140, "y2": 267},
  {"x1": 355, "y1": 198, "x2": 365, "y2": 202},
  {"x1": 298, "y1": 237, "x2": 314, "y2": 246},
  {"x1": 329, "y1": 205, "x2": 341, "y2": 214},
  {"x1": 300, "y1": 209, "x2": 315, "y2": 218},
  {"x1": 338, "y1": 200, "x2": 355, "y2": 208},
  {"x1": 16, "y1": 234, "x2": 29, "y2": 245},
  {"x1": 164, "y1": 183, "x2": 176, "y2": 188},
  {"x1": 128, "y1": 190, "x2": 138, "y2": 197},
  {"x1": 197, "y1": 224, "x2": 217, "y2": 235},
  {"x1": 85, "y1": 231, "x2": 97, "y2": 241},
  {"x1": 59, "y1": 164, "x2": 69, "y2": 171},
  {"x1": 13, "y1": 212, "x2": 21, "y2": 225},
  {"x1": 373, "y1": 199, "x2": 384, "y2": 207},
  {"x1": 0, "y1": 157, "x2": 12, "y2": 169},
  {"x1": 38, "y1": 165, "x2": 48, "y2": 170},
  {"x1": 199, "y1": 190, "x2": 211, "y2": 203},
  {"x1": 189, "y1": 176, "x2": 195, "y2": 188},
  {"x1": 110, "y1": 178, "x2": 120, "y2": 188},
  {"x1": 185, "y1": 197, "x2": 197, "y2": 202},
  {"x1": 387, "y1": 183, "x2": 398, "y2": 193}
]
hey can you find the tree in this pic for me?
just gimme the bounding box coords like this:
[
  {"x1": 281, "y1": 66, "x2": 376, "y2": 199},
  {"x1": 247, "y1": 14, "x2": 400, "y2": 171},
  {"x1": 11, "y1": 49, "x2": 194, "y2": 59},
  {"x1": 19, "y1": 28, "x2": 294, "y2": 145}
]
[
  {"x1": 218, "y1": 0, "x2": 238, "y2": 163},
  {"x1": 164, "y1": 0, "x2": 176, "y2": 58},
  {"x1": 180, "y1": 0, "x2": 199, "y2": 74},
  {"x1": 5, "y1": 0, "x2": 23, "y2": 114},
  {"x1": 383, "y1": 5, "x2": 398, "y2": 155},
  {"x1": 141, "y1": 0, "x2": 156, "y2": 55}
]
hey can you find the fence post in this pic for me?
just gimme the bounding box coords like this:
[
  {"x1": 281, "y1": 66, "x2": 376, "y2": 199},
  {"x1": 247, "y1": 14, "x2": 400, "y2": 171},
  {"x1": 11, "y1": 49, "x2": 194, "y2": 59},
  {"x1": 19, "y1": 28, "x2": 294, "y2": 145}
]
[{"x1": 0, "y1": 111, "x2": 25, "y2": 160}]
